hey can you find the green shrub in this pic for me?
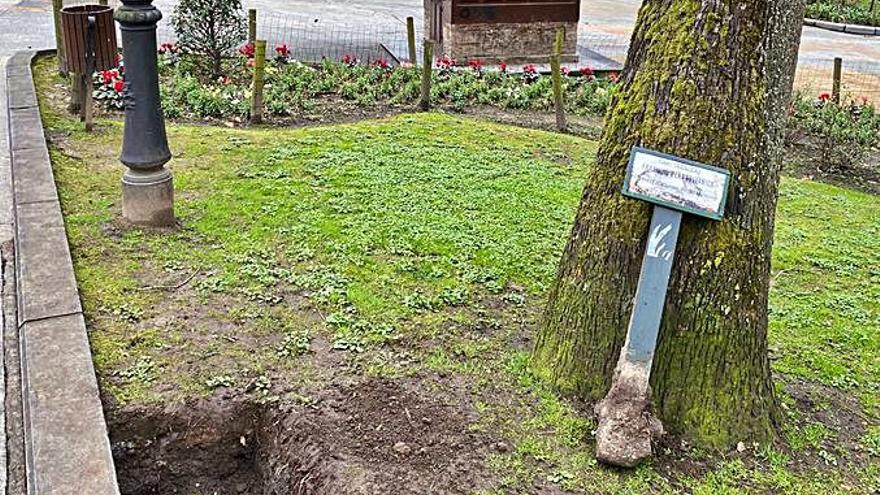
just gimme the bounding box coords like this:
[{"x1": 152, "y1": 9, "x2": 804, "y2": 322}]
[{"x1": 171, "y1": 0, "x2": 247, "y2": 78}]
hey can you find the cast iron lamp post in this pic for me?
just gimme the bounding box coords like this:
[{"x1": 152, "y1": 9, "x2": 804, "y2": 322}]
[{"x1": 115, "y1": 0, "x2": 174, "y2": 226}]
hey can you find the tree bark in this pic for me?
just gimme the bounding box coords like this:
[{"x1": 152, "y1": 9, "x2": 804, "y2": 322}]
[{"x1": 531, "y1": 0, "x2": 806, "y2": 448}]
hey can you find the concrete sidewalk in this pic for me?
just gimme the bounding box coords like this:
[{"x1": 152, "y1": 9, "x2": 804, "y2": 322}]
[{"x1": 0, "y1": 53, "x2": 10, "y2": 495}]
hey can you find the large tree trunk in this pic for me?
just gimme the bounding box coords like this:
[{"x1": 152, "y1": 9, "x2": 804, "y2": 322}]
[{"x1": 531, "y1": 0, "x2": 806, "y2": 448}]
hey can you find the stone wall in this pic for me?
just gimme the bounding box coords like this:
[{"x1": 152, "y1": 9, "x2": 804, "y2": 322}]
[{"x1": 424, "y1": 0, "x2": 578, "y2": 65}]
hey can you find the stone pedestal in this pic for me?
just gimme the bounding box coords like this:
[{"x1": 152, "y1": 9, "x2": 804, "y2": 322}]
[
  {"x1": 116, "y1": 0, "x2": 175, "y2": 227},
  {"x1": 121, "y1": 168, "x2": 174, "y2": 226}
]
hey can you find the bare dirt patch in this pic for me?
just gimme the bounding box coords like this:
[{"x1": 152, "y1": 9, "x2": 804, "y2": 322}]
[{"x1": 109, "y1": 378, "x2": 493, "y2": 495}]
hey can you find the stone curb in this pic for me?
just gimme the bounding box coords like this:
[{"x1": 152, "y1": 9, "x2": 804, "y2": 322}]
[
  {"x1": 5, "y1": 51, "x2": 120, "y2": 495},
  {"x1": 804, "y1": 18, "x2": 880, "y2": 36}
]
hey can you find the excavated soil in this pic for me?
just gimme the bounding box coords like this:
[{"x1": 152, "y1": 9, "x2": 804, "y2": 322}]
[{"x1": 108, "y1": 378, "x2": 492, "y2": 495}]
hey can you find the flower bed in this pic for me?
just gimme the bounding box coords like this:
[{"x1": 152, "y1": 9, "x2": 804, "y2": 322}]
[
  {"x1": 806, "y1": 0, "x2": 880, "y2": 26},
  {"x1": 788, "y1": 92, "x2": 880, "y2": 171},
  {"x1": 91, "y1": 43, "x2": 620, "y2": 122}
]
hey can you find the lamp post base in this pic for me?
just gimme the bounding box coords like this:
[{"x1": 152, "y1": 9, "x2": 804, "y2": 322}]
[{"x1": 122, "y1": 168, "x2": 175, "y2": 227}]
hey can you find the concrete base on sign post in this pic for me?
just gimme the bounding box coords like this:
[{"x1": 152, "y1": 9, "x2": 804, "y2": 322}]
[
  {"x1": 595, "y1": 359, "x2": 664, "y2": 468},
  {"x1": 122, "y1": 168, "x2": 175, "y2": 227}
]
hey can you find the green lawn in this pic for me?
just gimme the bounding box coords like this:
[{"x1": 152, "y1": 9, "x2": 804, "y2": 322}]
[{"x1": 35, "y1": 57, "x2": 879, "y2": 494}]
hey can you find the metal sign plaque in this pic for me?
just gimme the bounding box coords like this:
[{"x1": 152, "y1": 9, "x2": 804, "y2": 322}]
[
  {"x1": 623, "y1": 147, "x2": 731, "y2": 221},
  {"x1": 451, "y1": 0, "x2": 580, "y2": 25}
]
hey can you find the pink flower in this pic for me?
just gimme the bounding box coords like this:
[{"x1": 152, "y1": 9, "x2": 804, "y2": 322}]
[
  {"x1": 239, "y1": 42, "x2": 255, "y2": 59},
  {"x1": 113, "y1": 79, "x2": 124, "y2": 93},
  {"x1": 561, "y1": 66, "x2": 570, "y2": 75}
]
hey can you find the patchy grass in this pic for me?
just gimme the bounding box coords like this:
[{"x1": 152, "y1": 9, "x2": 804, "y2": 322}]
[
  {"x1": 771, "y1": 181, "x2": 880, "y2": 413},
  {"x1": 34, "y1": 56, "x2": 880, "y2": 494}
]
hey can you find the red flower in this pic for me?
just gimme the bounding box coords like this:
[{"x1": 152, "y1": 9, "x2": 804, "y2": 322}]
[
  {"x1": 436, "y1": 56, "x2": 455, "y2": 69},
  {"x1": 498, "y1": 62, "x2": 507, "y2": 73},
  {"x1": 818, "y1": 92, "x2": 831, "y2": 103},
  {"x1": 468, "y1": 59, "x2": 482, "y2": 71},
  {"x1": 101, "y1": 70, "x2": 114, "y2": 84},
  {"x1": 113, "y1": 79, "x2": 125, "y2": 93},
  {"x1": 239, "y1": 42, "x2": 255, "y2": 59},
  {"x1": 342, "y1": 54, "x2": 358, "y2": 66},
  {"x1": 579, "y1": 67, "x2": 594, "y2": 78},
  {"x1": 523, "y1": 64, "x2": 537, "y2": 75},
  {"x1": 374, "y1": 58, "x2": 390, "y2": 69},
  {"x1": 275, "y1": 43, "x2": 290, "y2": 57},
  {"x1": 561, "y1": 66, "x2": 570, "y2": 75}
]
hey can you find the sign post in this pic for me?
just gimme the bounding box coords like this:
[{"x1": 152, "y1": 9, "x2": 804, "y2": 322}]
[{"x1": 595, "y1": 147, "x2": 730, "y2": 467}]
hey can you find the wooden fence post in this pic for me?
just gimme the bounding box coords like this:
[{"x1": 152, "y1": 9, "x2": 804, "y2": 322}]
[
  {"x1": 248, "y1": 9, "x2": 257, "y2": 45},
  {"x1": 251, "y1": 40, "x2": 267, "y2": 124},
  {"x1": 832, "y1": 57, "x2": 842, "y2": 105},
  {"x1": 83, "y1": 18, "x2": 96, "y2": 132},
  {"x1": 53, "y1": 0, "x2": 65, "y2": 74},
  {"x1": 420, "y1": 40, "x2": 434, "y2": 111},
  {"x1": 551, "y1": 29, "x2": 566, "y2": 132},
  {"x1": 407, "y1": 17, "x2": 417, "y2": 65}
]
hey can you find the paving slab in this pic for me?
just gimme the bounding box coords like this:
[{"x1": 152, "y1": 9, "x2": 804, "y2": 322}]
[
  {"x1": 6, "y1": 76, "x2": 37, "y2": 111},
  {"x1": 15, "y1": 200, "x2": 81, "y2": 323},
  {"x1": 20, "y1": 314, "x2": 118, "y2": 495},
  {"x1": 4, "y1": 54, "x2": 31, "y2": 77},
  {"x1": 8, "y1": 107, "x2": 44, "y2": 152},
  {"x1": 11, "y1": 146, "x2": 57, "y2": 205}
]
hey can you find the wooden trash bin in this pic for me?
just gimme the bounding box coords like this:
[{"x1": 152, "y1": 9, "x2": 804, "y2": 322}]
[
  {"x1": 61, "y1": 4, "x2": 117, "y2": 74},
  {"x1": 60, "y1": 4, "x2": 117, "y2": 130}
]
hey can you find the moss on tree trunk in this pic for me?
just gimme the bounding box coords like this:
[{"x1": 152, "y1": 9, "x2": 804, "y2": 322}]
[{"x1": 531, "y1": 0, "x2": 806, "y2": 448}]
